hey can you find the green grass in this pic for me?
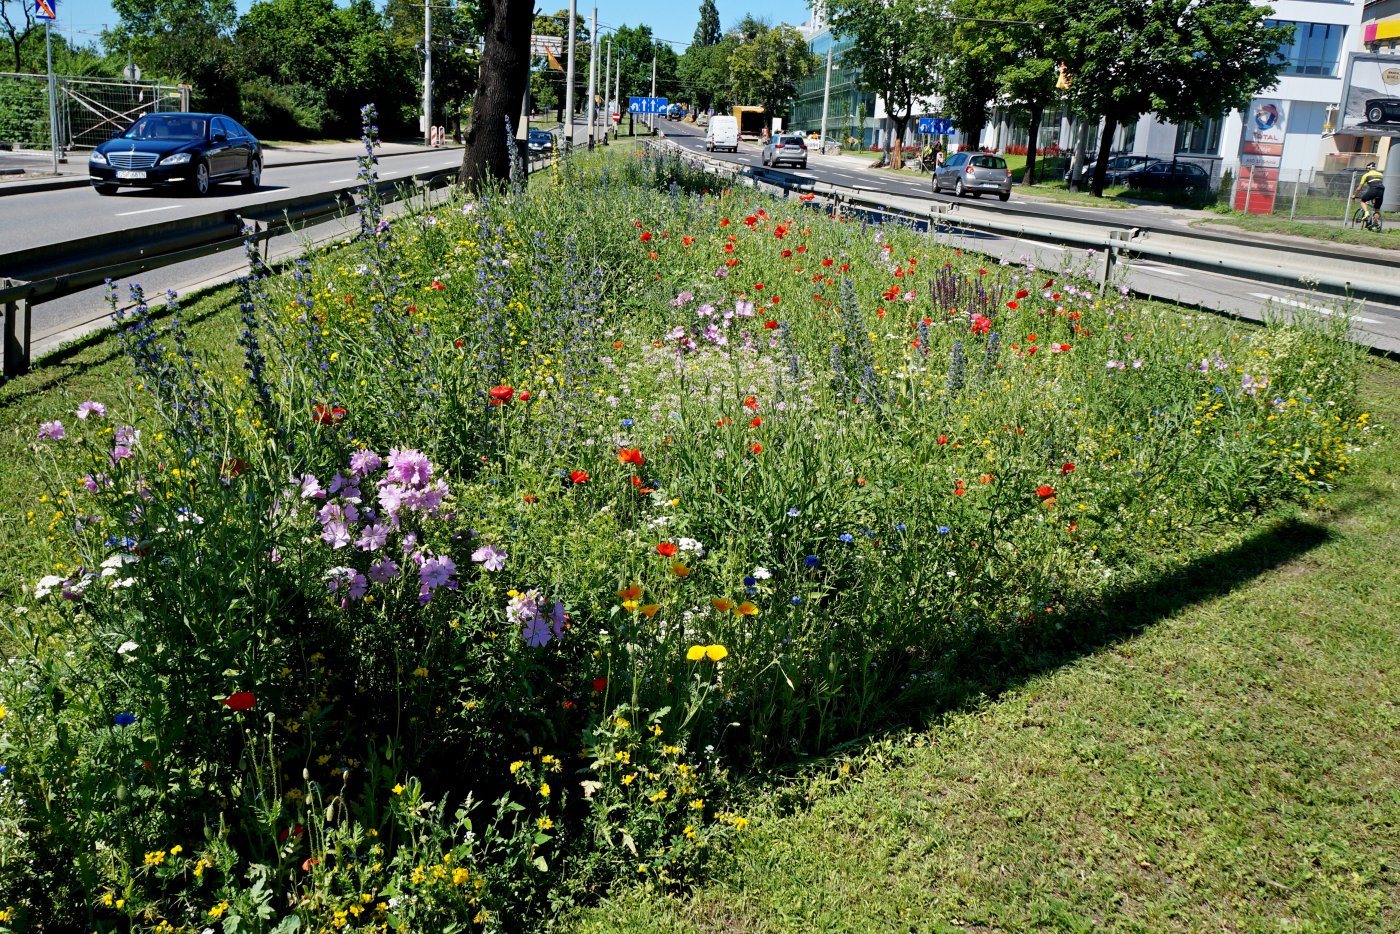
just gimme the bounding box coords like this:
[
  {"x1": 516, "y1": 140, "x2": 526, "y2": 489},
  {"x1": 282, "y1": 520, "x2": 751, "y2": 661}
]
[
  {"x1": 571, "y1": 363, "x2": 1400, "y2": 932},
  {"x1": 1194, "y1": 212, "x2": 1400, "y2": 251}
]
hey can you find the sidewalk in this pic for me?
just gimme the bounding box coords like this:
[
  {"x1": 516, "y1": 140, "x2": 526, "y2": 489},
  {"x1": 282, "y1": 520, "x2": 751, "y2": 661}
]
[{"x1": 0, "y1": 139, "x2": 460, "y2": 197}]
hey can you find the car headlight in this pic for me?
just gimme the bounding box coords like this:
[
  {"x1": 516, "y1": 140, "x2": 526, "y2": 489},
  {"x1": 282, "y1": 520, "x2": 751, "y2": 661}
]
[
  {"x1": 160, "y1": 152, "x2": 191, "y2": 166},
  {"x1": 89, "y1": 150, "x2": 107, "y2": 165}
]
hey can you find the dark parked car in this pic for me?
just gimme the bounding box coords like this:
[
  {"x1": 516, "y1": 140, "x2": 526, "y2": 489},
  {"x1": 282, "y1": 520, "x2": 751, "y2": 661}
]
[
  {"x1": 1121, "y1": 160, "x2": 1211, "y2": 194},
  {"x1": 1066, "y1": 153, "x2": 1154, "y2": 185},
  {"x1": 88, "y1": 112, "x2": 260, "y2": 196},
  {"x1": 1364, "y1": 98, "x2": 1400, "y2": 125},
  {"x1": 761, "y1": 133, "x2": 808, "y2": 169},
  {"x1": 934, "y1": 151, "x2": 1012, "y2": 200},
  {"x1": 526, "y1": 128, "x2": 554, "y2": 156}
]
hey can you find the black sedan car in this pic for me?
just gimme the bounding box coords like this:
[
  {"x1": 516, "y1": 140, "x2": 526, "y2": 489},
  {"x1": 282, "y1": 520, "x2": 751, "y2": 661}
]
[
  {"x1": 1121, "y1": 160, "x2": 1211, "y2": 195},
  {"x1": 88, "y1": 112, "x2": 261, "y2": 196},
  {"x1": 526, "y1": 128, "x2": 554, "y2": 157}
]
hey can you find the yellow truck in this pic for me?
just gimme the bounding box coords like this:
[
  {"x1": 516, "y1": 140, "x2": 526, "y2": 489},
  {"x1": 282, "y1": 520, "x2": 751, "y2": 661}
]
[{"x1": 733, "y1": 106, "x2": 767, "y2": 141}]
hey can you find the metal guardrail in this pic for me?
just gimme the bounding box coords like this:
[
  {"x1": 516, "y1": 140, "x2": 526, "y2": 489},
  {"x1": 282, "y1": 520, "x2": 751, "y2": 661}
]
[
  {"x1": 657, "y1": 140, "x2": 1400, "y2": 313},
  {"x1": 0, "y1": 165, "x2": 463, "y2": 378}
]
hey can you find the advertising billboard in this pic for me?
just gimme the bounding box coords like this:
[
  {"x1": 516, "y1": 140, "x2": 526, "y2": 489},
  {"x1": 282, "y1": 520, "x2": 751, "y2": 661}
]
[
  {"x1": 1337, "y1": 52, "x2": 1400, "y2": 137},
  {"x1": 1234, "y1": 99, "x2": 1288, "y2": 214}
]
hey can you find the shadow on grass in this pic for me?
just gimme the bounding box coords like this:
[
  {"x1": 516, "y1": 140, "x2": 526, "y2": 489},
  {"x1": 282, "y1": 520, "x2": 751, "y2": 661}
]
[{"x1": 782, "y1": 513, "x2": 1336, "y2": 783}]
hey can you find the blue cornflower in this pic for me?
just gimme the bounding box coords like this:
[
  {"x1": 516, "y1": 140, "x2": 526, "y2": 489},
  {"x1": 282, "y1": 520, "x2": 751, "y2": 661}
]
[
  {"x1": 787, "y1": 507, "x2": 801, "y2": 518},
  {"x1": 804, "y1": 555, "x2": 820, "y2": 568},
  {"x1": 790, "y1": 596, "x2": 802, "y2": 605},
  {"x1": 896, "y1": 524, "x2": 906, "y2": 531},
  {"x1": 937, "y1": 526, "x2": 951, "y2": 535},
  {"x1": 621, "y1": 418, "x2": 634, "y2": 428},
  {"x1": 113, "y1": 712, "x2": 137, "y2": 727},
  {"x1": 743, "y1": 576, "x2": 757, "y2": 587},
  {"x1": 839, "y1": 532, "x2": 855, "y2": 543}
]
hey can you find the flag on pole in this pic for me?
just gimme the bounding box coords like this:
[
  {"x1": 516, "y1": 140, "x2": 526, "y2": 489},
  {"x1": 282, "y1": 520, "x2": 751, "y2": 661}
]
[{"x1": 546, "y1": 49, "x2": 565, "y2": 72}]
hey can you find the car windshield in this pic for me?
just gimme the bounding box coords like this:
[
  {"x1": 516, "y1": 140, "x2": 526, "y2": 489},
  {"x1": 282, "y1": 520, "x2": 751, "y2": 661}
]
[
  {"x1": 124, "y1": 116, "x2": 207, "y2": 141},
  {"x1": 970, "y1": 155, "x2": 1007, "y2": 169}
]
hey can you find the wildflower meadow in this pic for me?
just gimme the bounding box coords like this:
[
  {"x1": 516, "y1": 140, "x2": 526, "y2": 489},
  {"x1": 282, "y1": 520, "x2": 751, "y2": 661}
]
[{"x1": 0, "y1": 110, "x2": 1376, "y2": 932}]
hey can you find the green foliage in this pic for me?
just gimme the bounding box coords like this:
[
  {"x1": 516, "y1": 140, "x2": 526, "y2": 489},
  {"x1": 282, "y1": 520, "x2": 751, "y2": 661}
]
[
  {"x1": 0, "y1": 77, "x2": 47, "y2": 145},
  {"x1": 829, "y1": 0, "x2": 946, "y2": 141},
  {"x1": 108, "y1": 0, "x2": 241, "y2": 113},
  {"x1": 692, "y1": 0, "x2": 721, "y2": 48},
  {"x1": 725, "y1": 22, "x2": 817, "y2": 117}
]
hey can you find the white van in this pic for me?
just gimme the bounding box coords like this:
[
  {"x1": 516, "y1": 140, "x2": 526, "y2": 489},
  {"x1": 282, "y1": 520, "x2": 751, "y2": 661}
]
[{"x1": 705, "y1": 115, "x2": 738, "y2": 153}]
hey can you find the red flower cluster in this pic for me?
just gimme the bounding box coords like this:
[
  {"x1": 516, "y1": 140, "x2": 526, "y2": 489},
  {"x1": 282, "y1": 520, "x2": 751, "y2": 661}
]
[
  {"x1": 313, "y1": 404, "x2": 346, "y2": 425},
  {"x1": 489, "y1": 385, "x2": 515, "y2": 405},
  {"x1": 222, "y1": 691, "x2": 256, "y2": 712}
]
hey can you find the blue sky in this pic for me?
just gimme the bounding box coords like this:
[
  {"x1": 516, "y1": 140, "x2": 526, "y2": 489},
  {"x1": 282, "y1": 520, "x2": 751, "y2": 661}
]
[{"x1": 44, "y1": 0, "x2": 815, "y2": 55}]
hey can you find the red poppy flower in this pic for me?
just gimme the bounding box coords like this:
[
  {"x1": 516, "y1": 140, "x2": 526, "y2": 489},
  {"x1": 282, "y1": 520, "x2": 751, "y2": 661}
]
[
  {"x1": 1043, "y1": 279, "x2": 1055, "y2": 289},
  {"x1": 750, "y1": 416, "x2": 763, "y2": 427},
  {"x1": 569, "y1": 469, "x2": 590, "y2": 484},
  {"x1": 682, "y1": 235, "x2": 695, "y2": 246},
  {"x1": 313, "y1": 404, "x2": 346, "y2": 425},
  {"x1": 454, "y1": 338, "x2": 464, "y2": 348},
  {"x1": 753, "y1": 283, "x2": 764, "y2": 290},
  {"x1": 821, "y1": 258, "x2": 834, "y2": 267},
  {"x1": 1026, "y1": 333, "x2": 1038, "y2": 342},
  {"x1": 656, "y1": 542, "x2": 679, "y2": 558},
  {"x1": 222, "y1": 457, "x2": 250, "y2": 478},
  {"x1": 431, "y1": 280, "x2": 445, "y2": 291},
  {"x1": 1061, "y1": 463, "x2": 1076, "y2": 475},
  {"x1": 764, "y1": 320, "x2": 779, "y2": 329},
  {"x1": 640, "y1": 231, "x2": 652, "y2": 242},
  {"x1": 796, "y1": 245, "x2": 807, "y2": 253},
  {"x1": 489, "y1": 385, "x2": 515, "y2": 404},
  {"x1": 592, "y1": 677, "x2": 607, "y2": 692},
  {"x1": 519, "y1": 390, "x2": 531, "y2": 402},
  {"x1": 720, "y1": 218, "x2": 731, "y2": 226},
  {"x1": 781, "y1": 249, "x2": 793, "y2": 257},
  {"x1": 1005, "y1": 300, "x2": 1019, "y2": 310},
  {"x1": 742, "y1": 395, "x2": 759, "y2": 410},
  {"x1": 750, "y1": 443, "x2": 763, "y2": 455},
  {"x1": 938, "y1": 434, "x2": 949, "y2": 445},
  {"x1": 743, "y1": 215, "x2": 758, "y2": 227},
  {"x1": 223, "y1": 691, "x2": 257, "y2": 712},
  {"x1": 1015, "y1": 288, "x2": 1030, "y2": 299},
  {"x1": 523, "y1": 493, "x2": 538, "y2": 503},
  {"x1": 978, "y1": 268, "x2": 988, "y2": 275},
  {"x1": 618, "y1": 448, "x2": 645, "y2": 466},
  {"x1": 1036, "y1": 485, "x2": 1055, "y2": 498},
  {"x1": 716, "y1": 417, "x2": 732, "y2": 427},
  {"x1": 970, "y1": 314, "x2": 993, "y2": 335}
]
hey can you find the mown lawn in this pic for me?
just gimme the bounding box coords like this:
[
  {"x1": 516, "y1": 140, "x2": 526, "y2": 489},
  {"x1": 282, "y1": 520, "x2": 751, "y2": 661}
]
[{"x1": 573, "y1": 363, "x2": 1400, "y2": 931}]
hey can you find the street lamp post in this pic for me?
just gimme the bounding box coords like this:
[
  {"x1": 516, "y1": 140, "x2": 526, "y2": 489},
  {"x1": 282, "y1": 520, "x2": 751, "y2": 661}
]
[
  {"x1": 819, "y1": 38, "x2": 833, "y2": 152},
  {"x1": 564, "y1": 0, "x2": 577, "y2": 148}
]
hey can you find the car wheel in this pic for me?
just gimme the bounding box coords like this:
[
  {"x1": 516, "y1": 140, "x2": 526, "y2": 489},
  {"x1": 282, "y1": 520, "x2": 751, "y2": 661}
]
[
  {"x1": 954, "y1": 179, "x2": 966, "y2": 197},
  {"x1": 998, "y1": 191, "x2": 1010, "y2": 202},
  {"x1": 243, "y1": 157, "x2": 261, "y2": 189},
  {"x1": 189, "y1": 160, "x2": 211, "y2": 196},
  {"x1": 798, "y1": 161, "x2": 807, "y2": 169},
  {"x1": 94, "y1": 184, "x2": 118, "y2": 196},
  {"x1": 1368, "y1": 105, "x2": 1385, "y2": 123}
]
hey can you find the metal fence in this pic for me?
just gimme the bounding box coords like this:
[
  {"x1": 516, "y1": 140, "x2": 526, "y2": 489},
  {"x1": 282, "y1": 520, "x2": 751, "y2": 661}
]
[
  {"x1": 0, "y1": 73, "x2": 187, "y2": 153},
  {"x1": 1229, "y1": 167, "x2": 1363, "y2": 224}
]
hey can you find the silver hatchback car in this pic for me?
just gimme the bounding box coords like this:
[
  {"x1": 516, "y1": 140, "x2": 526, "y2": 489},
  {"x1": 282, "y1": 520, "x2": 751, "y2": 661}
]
[{"x1": 933, "y1": 151, "x2": 1012, "y2": 201}]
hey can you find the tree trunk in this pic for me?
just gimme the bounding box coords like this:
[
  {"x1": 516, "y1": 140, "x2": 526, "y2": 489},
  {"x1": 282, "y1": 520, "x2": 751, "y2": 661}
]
[
  {"x1": 1089, "y1": 113, "x2": 1117, "y2": 197},
  {"x1": 891, "y1": 116, "x2": 907, "y2": 169},
  {"x1": 459, "y1": 0, "x2": 533, "y2": 192},
  {"x1": 1021, "y1": 105, "x2": 1043, "y2": 186}
]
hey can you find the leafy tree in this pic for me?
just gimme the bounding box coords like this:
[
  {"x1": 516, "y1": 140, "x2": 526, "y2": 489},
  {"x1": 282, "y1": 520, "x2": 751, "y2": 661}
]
[
  {"x1": 532, "y1": 8, "x2": 588, "y2": 119},
  {"x1": 1061, "y1": 0, "x2": 1289, "y2": 195},
  {"x1": 829, "y1": 0, "x2": 945, "y2": 168},
  {"x1": 948, "y1": 0, "x2": 1059, "y2": 184},
  {"x1": 677, "y1": 31, "x2": 738, "y2": 112},
  {"x1": 386, "y1": 0, "x2": 480, "y2": 138},
  {"x1": 108, "y1": 0, "x2": 241, "y2": 114},
  {"x1": 937, "y1": 54, "x2": 997, "y2": 155},
  {"x1": 611, "y1": 24, "x2": 679, "y2": 107},
  {"x1": 459, "y1": 0, "x2": 532, "y2": 190},
  {"x1": 693, "y1": 0, "x2": 721, "y2": 47},
  {"x1": 0, "y1": 0, "x2": 36, "y2": 73},
  {"x1": 726, "y1": 22, "x2": 816, "y2": 118}
]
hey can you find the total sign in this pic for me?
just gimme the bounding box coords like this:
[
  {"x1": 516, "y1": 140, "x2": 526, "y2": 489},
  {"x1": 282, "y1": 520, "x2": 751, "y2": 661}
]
[{"x1": 1234, "y1": 99, "x2": 1288, "y2": 214}]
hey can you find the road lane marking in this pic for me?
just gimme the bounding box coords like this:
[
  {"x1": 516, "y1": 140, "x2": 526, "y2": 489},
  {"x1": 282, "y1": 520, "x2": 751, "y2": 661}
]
[
  {"x1": 1127, "y1": 264, "x2": 1185, "y2": 277},
  {"x1": 328, "y1": 177, "x2": 356, "y2": 184},
  {"x1": 1249, "y1": 292, "x2": 1380, "y2": 323},
  {"x1": 114, "y1": 205, "x2": 181, "y2": 217}
]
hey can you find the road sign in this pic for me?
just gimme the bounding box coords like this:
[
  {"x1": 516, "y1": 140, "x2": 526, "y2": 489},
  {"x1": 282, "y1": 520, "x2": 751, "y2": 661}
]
[
  {"x1": 628, "y1": 96, "x2": 668, "y2": 115},
  {"x1": 917, "y1": 116, "x2": 954, "y2": 135},
  {"x1": 34, "y1": 0, "x2": 56, "y2": 20}
]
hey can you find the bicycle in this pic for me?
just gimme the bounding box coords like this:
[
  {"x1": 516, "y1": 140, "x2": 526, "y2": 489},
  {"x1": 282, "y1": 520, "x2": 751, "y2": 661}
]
[{"x1": 1351, "y1": 203, "x2": 1384, "y2": 231}]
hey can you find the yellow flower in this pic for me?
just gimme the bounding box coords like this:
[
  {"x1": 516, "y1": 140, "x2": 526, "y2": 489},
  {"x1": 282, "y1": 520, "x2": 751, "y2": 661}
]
[
  {"x1": 391, "y1": 783, "x2": 405, "y2": 795},
  {"x1": 706, "y1": 644, "x2": 729, "y2": 661},
  {"x1": 733, "y1": 601, "x2": 759, "y2": 617},
  {"x1": 622, "y1": 773, "x2": 636, "y2": 785},
  {"x1": 0, "y1": 703, "x2": 7, "y2": 721},
  {"x1": 649, "y1": 790, "x2": 668, "y2": 802},
  {"x1": 412, "y1": 666, "x2": 428, "y2": 677},
  {"x1": 710, "y1": 597, "x2": 734, "y2": 612},
  {"x1": 614, "y1": 716, "x2": 630, "y2": 730},
  {"x1": 690, "y1": 798, "x2": 705, "y2": 810},
  {"x1": 452, "y1": 867, "x2": 471, "y2": 886},
  {"x1": 539, "y1": 781, "x2": 550, "y2": 798},
  {"x1": 670, "y1": 562, "x2": 692, "y2": 577},
  {"x1": 536, "y1": 816, "x2": 554, "y2": 831},
  {"x1": 639, "y1": 603, "x2": 661, "y2": 618},
  {"x1": 143, "y1": 850, "x2": 166, "y2": 867},
  {"x1": 193, "y1": 858, "x2": 210, "y2": 879},
  {"x1": 208, "y1": 901, "x2": 229, "y2": 920},
  {"x1": 169, "y1": 845, "x2": 183, "y2": 856},
  {"x1": 686, "y1": 645, "x2": 707, "y2": 661},
  {"x1": 509, "y1": 760, "x2": 525, "y2": 774},
  {"x1": 621, "y1": 599, "x2": 639, "y2": 613}
]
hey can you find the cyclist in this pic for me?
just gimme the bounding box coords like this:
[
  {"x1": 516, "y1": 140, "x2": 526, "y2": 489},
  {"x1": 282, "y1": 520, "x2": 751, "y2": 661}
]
[{"x1": 1354, "y1": 161, "x2": 1385, "y2": 228}]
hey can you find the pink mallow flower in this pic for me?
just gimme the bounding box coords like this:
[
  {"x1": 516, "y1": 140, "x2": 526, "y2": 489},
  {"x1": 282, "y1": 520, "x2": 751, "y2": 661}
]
[
  {"x1": 367, "y1": 557, "x2": 400, "y2": 584},
  {"x1": 76, "y1": 400, "x2": 107, "y2": 420},
  {"x1": 38, "y1": 421, "x2": 65, "y2": 441},
  {"x1": 387, "y1": 448, "x2": 433, "y2": 487},
  {"x1": 418, "y1": 554, "x2": 456, "y2": 603},
  {"x1": 471, "y1": 543, "x2": 507, "y2": 572}
]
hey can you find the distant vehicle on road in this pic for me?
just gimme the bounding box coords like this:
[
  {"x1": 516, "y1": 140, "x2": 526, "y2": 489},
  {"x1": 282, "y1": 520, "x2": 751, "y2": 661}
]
[
  {"x1": 1364, "y1": 98, "x2": 1400, "y2": 125},
  {"x1": 762, "y1": 134, "x2": 808, "y2": 169},
  {"x1": 933, "y1": 151, "x2": 1012, "y2": 201},
  {"x1": 526, "y1": 129, "x2": 553, "y2": 156},
  {"x1": 1122, "y1": 160, "x2": 1211, "y2": 195},
  {"x1": 733, "y1": 106, "x2": 766, "y2": 141},
  {"x1": 666, "y1": 103, "x2": 686, "y2": 120},
  {"x1": 88, "y1": 112, "x2": 260, "y2": 196},
  {"x1": 705, "y1": 115, "x2": 739, "y2": 152}
]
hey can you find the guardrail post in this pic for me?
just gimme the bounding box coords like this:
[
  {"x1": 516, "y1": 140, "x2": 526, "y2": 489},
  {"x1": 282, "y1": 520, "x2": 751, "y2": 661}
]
[
  {"x1": 1099, "y1": 243, "x2": 1116, "y2": 296},
  {"x1": 2, "y1": 288, "x2": 33, "y2": 379}
]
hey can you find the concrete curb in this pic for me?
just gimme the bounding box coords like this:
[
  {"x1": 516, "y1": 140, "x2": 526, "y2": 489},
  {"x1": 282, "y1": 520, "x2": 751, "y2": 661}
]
[{"x1": 0, "y1": 145, "x2": 464, "y2": 197}]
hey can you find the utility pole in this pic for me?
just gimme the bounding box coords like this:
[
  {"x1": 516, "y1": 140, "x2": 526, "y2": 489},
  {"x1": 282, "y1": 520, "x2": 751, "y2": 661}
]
[
  {"x1": 650, "y1": 57, "x2": 657, "y2": 133},
  {"x1": 586, "y1": 6, "x2": 597, "y2": 150},
  {"x1": 603, "y1": 39, "x2": 611, "y2": 145},
  {"x1": 819, "y1": 39, "x2": 833, "y2": 151},
  {"x1": 422, "y1": 0, "x2": 432, "y2": 146},
  {"x1": 613, "y1": 55, "x2": 621, "y2": 138},
  {"x1": 45, "y1": 21, "x2": 58, "y2": 172},
  {"x1": 564, "y1": 0, "x2": 577, "y2": 148}
]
